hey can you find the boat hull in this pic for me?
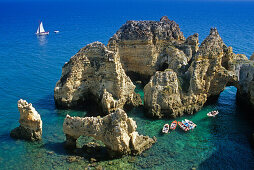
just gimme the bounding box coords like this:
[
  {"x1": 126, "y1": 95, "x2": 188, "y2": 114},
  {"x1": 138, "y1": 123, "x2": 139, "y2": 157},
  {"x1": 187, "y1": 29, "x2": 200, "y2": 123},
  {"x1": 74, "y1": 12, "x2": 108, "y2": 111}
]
[
  {"x1": 178, "y1": 121, "x2": 189, "y2": 131},
  {"x1": 36, "y1": 31, "x2": 49, "y2": 35},
  {"x1": 162, "y1": 124, "x2": 170, "y2": 133},
  {"x1": 170, "y1": 120, "x2": 177, "y2": 130},
  {"x1": 207, "y1": 111, "x2": 219, "y2": 117}
]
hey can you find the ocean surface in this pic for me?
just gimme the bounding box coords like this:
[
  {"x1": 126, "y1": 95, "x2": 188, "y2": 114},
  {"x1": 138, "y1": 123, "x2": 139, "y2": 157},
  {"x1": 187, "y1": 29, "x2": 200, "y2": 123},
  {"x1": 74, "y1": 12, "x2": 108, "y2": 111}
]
[{"x1": 1, "y1": 0, "x2": 254, "y2": 169}]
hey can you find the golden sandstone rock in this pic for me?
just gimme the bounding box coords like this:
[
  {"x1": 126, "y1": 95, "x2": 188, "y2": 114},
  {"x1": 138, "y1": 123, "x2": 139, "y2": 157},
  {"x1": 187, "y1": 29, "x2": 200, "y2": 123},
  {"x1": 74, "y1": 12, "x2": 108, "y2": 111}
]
[
  {"x1": 63, "y1": 109, "x2": 156, "y2": 156},
  {"x1": 54, "y1": 42, "x2": 142, "y2": 113},
  {"x1": 144, "y1": 28, "x2": 249, "y2": 118},
  {"x1": 10, "y1": 99, "x2": 42, "y2": 141},
  {"x1": 54, "y1": 16, "x2": 254, "y2": 156}
]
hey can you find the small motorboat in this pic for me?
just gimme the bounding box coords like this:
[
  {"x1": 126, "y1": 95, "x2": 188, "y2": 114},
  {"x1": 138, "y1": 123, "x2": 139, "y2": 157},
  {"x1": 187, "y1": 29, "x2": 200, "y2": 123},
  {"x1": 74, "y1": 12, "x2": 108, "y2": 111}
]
[
  {"x1": 178, "y1": 121, "x2": 189, "y2": 131},
  {"x1": 207, "y1": 110, "x2": 219, "y2": 117},
  {"x1": 170, "y1": 120, "x2": 177, "y2": 130},
  {"x1": 184, "y1": 119, "x2": 197, "y2": 129},
  {"x1": 182, "y1": 120, "x2": 194, "y2": 130},
  {"x1": 162, "y1": 124, "x2": 170, "y2": 133},
  {"x1": 54, "y1": 30, "x2": 60, "y2": 33}
]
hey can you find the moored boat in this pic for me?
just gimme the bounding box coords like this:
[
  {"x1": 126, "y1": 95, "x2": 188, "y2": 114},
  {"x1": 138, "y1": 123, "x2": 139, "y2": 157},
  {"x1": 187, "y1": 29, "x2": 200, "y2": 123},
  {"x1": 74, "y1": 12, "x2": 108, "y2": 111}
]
[
  {"x1": 184, "y1": 119, "x2": 197, "y2": 129},
  {"x1": 178, "y1": 121, "x2": 189, "y2": 131},
  {"x1": 170, "y1": 120, "x2": 177, "y2": 130},
  {"x1": 162, "y1": 124, "x2": 170, "y2": 133},
  {"x1": 207, "y1": 110, "x2": 219, "y2": 117}
]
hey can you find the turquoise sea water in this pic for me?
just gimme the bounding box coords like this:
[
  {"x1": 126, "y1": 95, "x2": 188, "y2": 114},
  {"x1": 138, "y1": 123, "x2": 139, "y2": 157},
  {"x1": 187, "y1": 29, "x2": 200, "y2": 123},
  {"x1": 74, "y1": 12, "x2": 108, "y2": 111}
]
[{"x1": 1, "y1": 1, "x2": 254, "y2": 169}]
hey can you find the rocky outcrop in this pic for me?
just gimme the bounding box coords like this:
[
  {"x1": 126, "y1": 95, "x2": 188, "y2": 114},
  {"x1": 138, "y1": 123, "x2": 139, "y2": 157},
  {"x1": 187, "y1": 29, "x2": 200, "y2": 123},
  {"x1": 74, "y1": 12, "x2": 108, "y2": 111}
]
[
  {"x1": 237, "y1": 60, "x2": 254, "y2": 109},
  {"x1": 63, "y1": 109, "x2": 156, "y2": 156},
  {"x1": 144, "y1": 28, "x2": 248, "y2": 118},
  {"x1": 54, "y1": 16, "x2": 254, "y2": 118},
  {"x1": 250, "y1": 53, "x2": 254, "y2": 61},
  {"x1": 54, "y1": 42, "x2": 142, "y2": 113},
  {"x1": 144, "y1": 70, "x2": 183, "y2": 118},
  {"x1": 10, "y1": 99, "x2": 42, "y2": 141},
  {"x1": 108, "y1": 16, "x2": 198, "y2": 82}
]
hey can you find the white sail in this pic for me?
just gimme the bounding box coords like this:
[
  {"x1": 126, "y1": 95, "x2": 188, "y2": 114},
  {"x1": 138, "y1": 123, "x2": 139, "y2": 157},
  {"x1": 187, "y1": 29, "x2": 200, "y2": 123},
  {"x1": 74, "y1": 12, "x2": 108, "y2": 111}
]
[
  {"x1": 36, "y1": 26, "x2": 40, "y2": 34},
  {"x1": 39, "y1": 22, "x2": 45, "y2": 33}
]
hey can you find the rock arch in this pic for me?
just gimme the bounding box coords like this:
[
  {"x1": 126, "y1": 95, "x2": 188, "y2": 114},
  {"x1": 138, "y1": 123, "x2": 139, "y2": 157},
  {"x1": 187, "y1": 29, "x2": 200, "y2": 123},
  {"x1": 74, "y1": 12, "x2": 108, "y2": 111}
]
[
  {"x1": 63, "y1": 109, "x2": 156, "y2": 156},
  {"x1": 143, "y1": 27, "x2": 253, "y2": 118}
]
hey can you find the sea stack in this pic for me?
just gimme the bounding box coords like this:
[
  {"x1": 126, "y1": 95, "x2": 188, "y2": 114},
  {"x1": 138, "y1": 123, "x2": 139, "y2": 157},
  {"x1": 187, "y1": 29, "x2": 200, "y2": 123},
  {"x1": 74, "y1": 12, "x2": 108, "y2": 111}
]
[
  {"x1": 10, "y1": 99, "x2": 42, "y2": 141},
  {"x1": 54, "y1": 42, "x2": 142, "y2": 114},
  {"x1": 63, "y1": 109, "x2": 156, "y2": 156},
  {"x1": 237, "y1": 60, "x2": 254, "y2": 109}
]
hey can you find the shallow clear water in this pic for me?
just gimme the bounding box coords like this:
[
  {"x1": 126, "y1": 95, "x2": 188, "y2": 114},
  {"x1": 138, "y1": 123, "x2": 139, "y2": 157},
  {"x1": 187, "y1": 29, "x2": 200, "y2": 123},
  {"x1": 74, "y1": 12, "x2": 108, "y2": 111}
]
[{"x1": 1, "y1": 1, "x2": 254, "y2": 169}]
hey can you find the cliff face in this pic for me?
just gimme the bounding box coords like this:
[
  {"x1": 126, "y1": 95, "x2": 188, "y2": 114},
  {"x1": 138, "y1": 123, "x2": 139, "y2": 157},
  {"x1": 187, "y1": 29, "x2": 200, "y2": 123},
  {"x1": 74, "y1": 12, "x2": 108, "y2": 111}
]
[
  {"x1": 108, "y1": 16, "x2": 198, "y2": 81},
  {"x1": 63, "y1": 109, "x2": 156, "y2": 156},
  {"x1": 10, "y1": 99, "x2": 42, "y2": 141},
  {"x1": 237, "y1": 61, "x2": 254, "y2": 109},
  {"x1": 54, "y1": 42, "x2": 142, "y2": 113},
  {"x1": 144, "y1": 70, "x2": 183, "y2": 118},
  {"x1": 144, "y1": 28, "x2": 248, "y2": 118}
]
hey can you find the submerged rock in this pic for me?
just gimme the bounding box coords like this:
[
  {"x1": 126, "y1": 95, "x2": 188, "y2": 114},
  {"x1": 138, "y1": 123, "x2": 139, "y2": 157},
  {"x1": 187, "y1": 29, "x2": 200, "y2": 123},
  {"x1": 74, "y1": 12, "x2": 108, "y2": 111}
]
[
  {"x1": 144, "y1": 28, "x2": 248, "y2": 118},
  {"x1": 10, "y1": 99, "x2": 42, "y2": 141},
  {"x1": 108, "y1": 16, "x2": 197, "y2": 81},
  {"x1": 54, "y1": 42, "x2": 142, "y2": 113},
  {"x1": 63, "y1": 109, "x2": 156, "y2": 156}
]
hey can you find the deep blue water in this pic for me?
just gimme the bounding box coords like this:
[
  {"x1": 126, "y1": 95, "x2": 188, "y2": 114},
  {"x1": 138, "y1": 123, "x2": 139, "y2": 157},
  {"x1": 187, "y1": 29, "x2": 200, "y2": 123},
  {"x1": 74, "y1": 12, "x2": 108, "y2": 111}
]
[{"x1": 1, "y1": 1, "x2": 254, "y2": 169}]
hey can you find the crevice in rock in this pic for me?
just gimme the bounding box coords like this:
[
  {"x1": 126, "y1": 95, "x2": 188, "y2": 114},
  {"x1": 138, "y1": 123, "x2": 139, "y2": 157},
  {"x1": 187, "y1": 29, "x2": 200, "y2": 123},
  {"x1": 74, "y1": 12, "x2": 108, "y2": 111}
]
[{"x1": 126, "y1": 71, "x2": 151, "y2": 86}]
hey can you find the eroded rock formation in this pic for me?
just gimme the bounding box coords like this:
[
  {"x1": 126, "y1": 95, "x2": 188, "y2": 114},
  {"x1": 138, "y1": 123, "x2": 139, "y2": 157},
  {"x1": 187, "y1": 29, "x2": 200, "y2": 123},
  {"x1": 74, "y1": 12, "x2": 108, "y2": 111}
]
[
  {"x1": 10, "y1": 99, "x2": 42, "y2": 141},
  {"x1": 55, "y1": 16, "x2": 254, "y2": 118},
  {"x1": 54, "y1": 42, "x2": 142, "y2": 113},
  {"x1": 237, "y1": 60, "x2": 254, "y2": 109},
  {"x1": 108, "y1": 16, "x2": 198, "y2": 82},
  {"x1": 250, "y1": 53, "x2": 254, "y2": 61},
  {"x1": 144, "y1": 28, "x2": 248, "y2": 118},
  {"x1": 63, "y1": 109, "x2": 156, "y2": 156}
]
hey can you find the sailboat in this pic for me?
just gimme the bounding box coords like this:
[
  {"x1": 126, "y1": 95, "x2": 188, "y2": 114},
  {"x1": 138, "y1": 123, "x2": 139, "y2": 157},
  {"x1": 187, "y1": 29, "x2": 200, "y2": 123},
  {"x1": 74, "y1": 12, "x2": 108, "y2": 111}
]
[{"x1": 36, "y1": 21, "x2": 49, "y2": 35}]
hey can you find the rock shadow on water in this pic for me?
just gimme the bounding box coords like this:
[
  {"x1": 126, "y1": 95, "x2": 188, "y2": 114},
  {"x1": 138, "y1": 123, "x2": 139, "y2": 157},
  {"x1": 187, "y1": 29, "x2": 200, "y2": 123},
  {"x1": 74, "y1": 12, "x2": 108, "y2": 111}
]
[
  {"x1": 63, "y1": 142, "x2": 114, "y2": 162},
  {"x1": 42, "y1": 141, "x2": 67, "y2": 155},
  {"x1": 56, "y1": 99, "x2": 105, "y2": 118},
  {"x1": 33, "y1": 94, "x2": 56, "y2": 111}
]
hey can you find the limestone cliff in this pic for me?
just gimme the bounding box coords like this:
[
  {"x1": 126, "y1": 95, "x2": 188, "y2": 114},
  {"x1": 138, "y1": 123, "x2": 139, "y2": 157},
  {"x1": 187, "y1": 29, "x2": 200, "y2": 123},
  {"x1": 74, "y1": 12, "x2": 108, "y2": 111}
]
[
  {"x1": 237, "y1": 60, "x2": 254, "y2": 109},
  {"x1": 10, "y1": 99, "x2": 42, "y2": 141},
  {"x1": 54, "y1": 42, "x2": 142, "y2": 113},
  {"x1": 144, "y1": 28, "x2": 248, "y2": 118},
  {"x1": 144, "y1": 70, "x2": 184, "y2": 118},
  {"x1": 108, "y1": 16, "x2": 198, "y2": 82},
  {"x1": 63, "y1": 109, "x2": 156, "y2": 156}
]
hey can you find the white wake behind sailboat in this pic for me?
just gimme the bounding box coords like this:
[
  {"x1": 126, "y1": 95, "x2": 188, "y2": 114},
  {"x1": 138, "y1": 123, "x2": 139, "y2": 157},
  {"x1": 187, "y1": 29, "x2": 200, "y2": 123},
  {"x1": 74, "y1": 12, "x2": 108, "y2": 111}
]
[{"x1": 36, "y1": 22, "x2": 49, "y2": 35}]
